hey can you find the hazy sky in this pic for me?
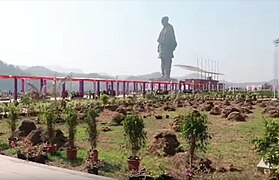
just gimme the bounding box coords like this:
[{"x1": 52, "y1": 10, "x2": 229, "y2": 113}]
[{"x1": 0, "y1": 0, "x2": 278, "y2": 82}]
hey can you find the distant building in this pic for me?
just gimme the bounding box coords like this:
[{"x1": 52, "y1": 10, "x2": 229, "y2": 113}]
[
  {"x1": 246, "y1": 83, "x2": 273, "y2": 92},
  {"x1": 228, "y1": 86, "x2": 244, "y2": 92},
  {"x1": 261, "y1": 83, "x2": 273, "y2": 91},
  {"x1": 246, "y1": 85, "x2": 262, "y2": 92}
]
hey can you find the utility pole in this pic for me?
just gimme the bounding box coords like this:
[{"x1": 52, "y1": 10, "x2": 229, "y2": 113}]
[{"x1": 273, "y1": 38, "x2": 279, "y2": 100}]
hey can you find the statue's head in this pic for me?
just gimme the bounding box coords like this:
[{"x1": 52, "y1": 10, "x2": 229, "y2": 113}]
[{"x1": 161, "y1": 16, "x2": 169, "y2": 26}]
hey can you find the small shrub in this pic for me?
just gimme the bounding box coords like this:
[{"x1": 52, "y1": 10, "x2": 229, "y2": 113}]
[
  {"x1": 65, "y1": 108, "x2": 78, "y2": 149},
  {"x1": 7, "y1": 104, "x2": 19, "y2": 137},
  {"x1": 180, "y1": 111, "x2": 211, "y2": 168},
  {"x1": 85, "y1": 107, "x2": 100, "y2": 149},
  {"x1": 123, "y1": 113, "x2": 147, "y2": 157},
  {"x1": 20, "y1": 94, "x2": 32, "y2": 116},
  {"x1": 42, "y1": 105, "x2": 57, "y2": 145},
  {"x1": 100, "y1": 94, "x2": 110, "y2": 105}
]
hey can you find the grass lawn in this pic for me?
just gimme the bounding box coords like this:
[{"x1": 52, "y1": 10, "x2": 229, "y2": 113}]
[{"x1": 0, "y1": 102, "x2": 269, "y2": 179}]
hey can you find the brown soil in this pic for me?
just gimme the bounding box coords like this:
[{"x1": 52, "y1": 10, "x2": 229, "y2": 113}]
[{"x1": 148, "y1": 129, "x2": 180, "y2": 156}]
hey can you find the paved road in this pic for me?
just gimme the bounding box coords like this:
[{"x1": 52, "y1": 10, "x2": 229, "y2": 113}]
[{"x1": 0, "y1": 155, "x2": 114, "y2": 180}]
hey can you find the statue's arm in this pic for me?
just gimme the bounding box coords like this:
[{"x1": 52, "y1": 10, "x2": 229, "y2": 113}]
[{"x1": 169, "y1": 26, "x2": 177, "y2": 51}]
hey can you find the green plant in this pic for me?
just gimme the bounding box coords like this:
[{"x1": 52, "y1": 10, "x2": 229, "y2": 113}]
[
  {"x1": 123, "y1": 113, "x2": 147, "y2": 157},
  {"x1": 60, "y1": 99, "x2": 67, "y2": 110},
  {"x1": 16, "y1": 141, "x2": 47, "y2": 163},
  {"x1": 7, "y1": 104, "x2": 19, "y2": 136},
  {"x1": 100, "y1": 94, "x2": 110, "y2": 105},
  {"x1": 85, "y1": 107, "x2": 100, "y2": 149},
  {"x1": 180, "y1": 111, "x2": 211, "y2": 168},
  {"x1": 254, "y1": 120, "x2": 279, "y2": 176},
  {"x1": 65, "y1": 108, "x2": 78, "y2": 149},
  {"x1": 145, "y1": 91, "x2": 157, "y2": 101},
  {"x1": 42, "y1": 105, "x2": 57, "y2": 145},
  {"x1": 109, "y1": 97, "x2": 116, "y2": 105},
  {"x1": 20, "y1": 94, "x2": 32, "y2": 116}
]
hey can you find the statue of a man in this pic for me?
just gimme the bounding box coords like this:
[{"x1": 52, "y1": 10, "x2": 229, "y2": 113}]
[{"x1": 157, "y1": 16, "x2": 177, "y2": 79}]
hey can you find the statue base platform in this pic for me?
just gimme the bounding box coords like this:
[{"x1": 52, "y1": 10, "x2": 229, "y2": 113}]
[{"x1": 149, "y1": 77, "x2": 178, "y2": 82}]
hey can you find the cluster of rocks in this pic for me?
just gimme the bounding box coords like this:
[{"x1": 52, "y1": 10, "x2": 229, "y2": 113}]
[
  {"x1": 169, "y1": 115, "x2": 183, "y2": 132},
  {"x1": 170, "y1": 152, "x2": 241, "y2": 178},
  {"x1": 148, "y1": 129, "x2": 180, "y2": 156},
  {"x1": 199, "y1": 100, "x2": 254, "y2": 122},
  {"x1": 262, "y1": 100, "x2": 279, "y2": 118},
  {"x1": 14, "y1": 120, "x2": 67, "y2": 148},
  {"x1": 110, "y1": 112, "x2": 126, "y2": 126}
]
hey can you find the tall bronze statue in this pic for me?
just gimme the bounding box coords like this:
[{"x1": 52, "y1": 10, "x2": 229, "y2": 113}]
[{"x1": 157, "y1": 16, "x2": 177, "y2": 79}]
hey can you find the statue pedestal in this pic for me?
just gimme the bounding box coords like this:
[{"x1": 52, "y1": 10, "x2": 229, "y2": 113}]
[{"x1": 149, "y1": 77, "x2": 178, "y2": 82}]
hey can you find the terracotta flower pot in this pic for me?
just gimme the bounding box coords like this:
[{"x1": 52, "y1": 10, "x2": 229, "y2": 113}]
[
  {"x1": 67, "y1": 147, "x2": 78, "y2": 159},
  {"x1": 8, "y1": 137, "x2": 18, "y2": 148},
  {"x1": 127, "y1": 157, "x2": 140, "y2": 172}
]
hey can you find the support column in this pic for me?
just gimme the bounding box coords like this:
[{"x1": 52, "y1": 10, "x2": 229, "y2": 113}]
[
  {"x1": 21, "y1": 79, "x2": 25, "y2": 93},
  {"x1": 96, "y1": 81, "x2": 100, "y2": 97},
  {"x1": 183, "y1": 83, "x2": 186, "y2": 92},
  {"x1": 111, "y1": 81, "x2": 114, "y2": 96},
  {"x1": 79, "y1": 80, "x2": 84, "y2": 97},
  {"x1": 61, "y1": 82, "x2": 66, "y2": 98},
  {"x1": 106, "y1": 82, "x2": 109, "y2": 93},
  {"x1": 151, "y1": 82, "x2": 154, "y2": 91},
  {"x1": 135, "y1": 82, "x2": 138, "y2": 93},
  {"x1": 123, "y1": 81, "x2": 126, "y2": 98},
  {"x1": 14, "y1": 77, "x2": 18, "y2": 100},
  {"x1": 116, "y1": 81, "x2": 120, "y2": 96},
  {"x1": 126, "y1": 82, "x2": 129, "y2": 95},
  {"x1": 171, "y1": 83, "x2": 174, "y2": 90},
  {"x1": 158, "y1": 83, "x2": 161, "y2": 92},
  {"x1": 164, "y1": 83, "x2": 167, "y2": 91},
  {"x1": 133, "y1": 81, "x2": 136, "y2": 93},
  {"x1": 93, "y1": 81, "x2": 96, "y2": 95},
  {"x1": 43, "y1": 80, "x2": 47, "y2": 95},
  {"x1": 40, "y1": 79, "x2": 44, "y2": 92},
  {"x1": 143, "y1": 82, "x2": 146, "y2": 96}
]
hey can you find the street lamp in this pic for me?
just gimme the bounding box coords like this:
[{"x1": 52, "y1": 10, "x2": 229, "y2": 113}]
[{"x1": 273, "y1": 38, "x2": 279, "y2": 100}]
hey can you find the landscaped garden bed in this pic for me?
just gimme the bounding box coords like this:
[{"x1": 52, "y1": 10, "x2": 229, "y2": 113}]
[{"x1": 0, "y1": 92, "x2": 277, "y2": 179}]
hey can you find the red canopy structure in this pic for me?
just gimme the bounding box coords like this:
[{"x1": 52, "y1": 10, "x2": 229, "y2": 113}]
[{"x1": 0, "y1": 74, "x2": 219, "y2": 100}]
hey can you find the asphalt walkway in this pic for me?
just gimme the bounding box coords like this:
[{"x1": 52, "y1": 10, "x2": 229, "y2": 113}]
[{"x1": 0, "y1": 155, "x2": 114, "y2": 180}]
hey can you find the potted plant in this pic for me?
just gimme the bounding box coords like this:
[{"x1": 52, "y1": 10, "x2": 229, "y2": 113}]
[
  {"x1": 16, "y1": 141, "x2": 48, "y2": 164},
  {"x1": 254, "y1": 120, "x2": 279, "y2": 177},
  {"x1": 65, "y1": 108, "x2": 78, "y2": 159},
  {"x1": 85, "y1": 107, "x2": 100, "y2": 174},
  {"x1": 7, "y1": 104, "x2": 19, "y2": 147},
  {"x1": 123, "y1": 113, "x2": 147, "y2": 172},
  {"x1": 42, "y1": 105, "x2": 57, "y2": 154}
]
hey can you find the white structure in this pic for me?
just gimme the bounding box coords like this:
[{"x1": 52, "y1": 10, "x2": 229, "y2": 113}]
[
  {"x1": 246, "y1": 85, "x2": 262, "y2": 92},
  {"x1": 228, "y1": 86, "x2": 244, "y2": 92}
]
